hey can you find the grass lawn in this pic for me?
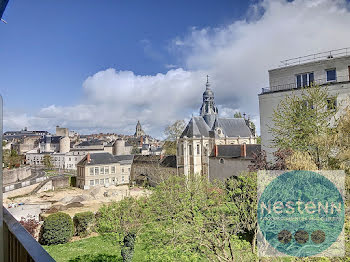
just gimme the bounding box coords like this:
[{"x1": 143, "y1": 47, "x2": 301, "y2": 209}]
[{"x1": 44, "y1": 236, "x2": 121, "y2": 262}]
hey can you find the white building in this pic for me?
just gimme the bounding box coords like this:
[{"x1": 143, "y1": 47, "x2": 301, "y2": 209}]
[
  {"x1": 26, "y1": 137, "x2": 135, "y2": 170},
  {"x1": 76, "y1": 152, "x2": 133, "y2": 189},
  {"x1": 259, "y1": 48, "x2": 350, "y2": 160}
]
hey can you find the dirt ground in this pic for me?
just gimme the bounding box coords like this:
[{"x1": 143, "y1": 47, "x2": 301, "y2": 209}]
[{"x1": 4, "y1": 185, "x2": 151, "y2": 217}]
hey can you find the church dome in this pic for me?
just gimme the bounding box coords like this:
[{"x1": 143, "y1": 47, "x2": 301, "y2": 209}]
[{"x1": 203, "y1": 88, "x2": 214, "y2": 97}]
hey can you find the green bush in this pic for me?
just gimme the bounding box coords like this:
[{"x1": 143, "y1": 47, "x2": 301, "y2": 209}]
[
  {"x1": 69, "y1": 254, "x2": 120, "y2": 262},
  {"x1": 73, "y1": 211, "x2": 95, "y2": 237},
  {"x1": 69, "y1": 176, "x2": 77, "y2": 187},
  {"x1": 40, "y1": 212, "x2": 74, "y2": 245}
]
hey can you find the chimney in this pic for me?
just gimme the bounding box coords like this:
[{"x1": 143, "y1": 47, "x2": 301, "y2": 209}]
[
  {"x1": 87, "y1": 153, "x2": 91, "y2": 163},
  {"x1": 241, "y1": 144, "x2": 246, "y2": 158},
  {"x1": 214, "y1": 145, "x2": 218, "y2": 157}
]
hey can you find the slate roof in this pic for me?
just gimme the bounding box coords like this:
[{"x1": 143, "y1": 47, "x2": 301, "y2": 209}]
[
  {"x1": 39, "y1": 136, "x2": 62, "y2": 144},
  {"x1": 180, "y1": 116, "x2": 211, "y2": 138},
  {"x1": 142, "y1": 144, "x2": 150, "y2": 150},
  {"x1": 181, "y1": 116, "x2": 253, "y2": 138},
  {"x1": 76, "y1": 139, "x2": 104, "y2": 147},
  {"x1": 213, "y1": 118, "x2": 253, "y2": 137},
  {"x1": 215, "y1": 144, "x2": 261, "y2": 159},
  {"x1": 78, "y1": 152, "x2": 134, "y2": 166}
]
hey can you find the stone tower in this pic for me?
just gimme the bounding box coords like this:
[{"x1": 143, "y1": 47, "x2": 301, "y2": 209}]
[
  {"x1": 199, "y1": 76, "x2": 218, "y2": 128},
  {"x1": 134, "y1": 120, "x2": 145, "y2": 137}
]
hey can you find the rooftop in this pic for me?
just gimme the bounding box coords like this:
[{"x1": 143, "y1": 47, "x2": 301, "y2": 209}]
[
  {"x1": 78, "y1": 152, "x2": 134, "y2": 166},
  {"x1": 214, "y1": 144, "x2": 261, "y2": 159},
  {"x1": 76, "y1": 139, "x2": 104, "y2": 147},
  {"x1": 279, "y1": 47, "x2": 350, "y2": 68}
]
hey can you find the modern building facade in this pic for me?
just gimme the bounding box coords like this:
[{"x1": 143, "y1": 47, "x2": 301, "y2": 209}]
[
  {"x1": 259, "y1": 48, "x2": 350, "y2": 160},
  {"x1": 76, "y1": 152, "x2": 134, "y2": 189},
  {"x1": 177, "y1": 78, "x2": 257, "y2": 177}
]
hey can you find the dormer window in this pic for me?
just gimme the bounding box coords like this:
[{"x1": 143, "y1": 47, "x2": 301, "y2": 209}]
[{"x1": 296, "y1": 72, "x2": 314, "y2": 88}]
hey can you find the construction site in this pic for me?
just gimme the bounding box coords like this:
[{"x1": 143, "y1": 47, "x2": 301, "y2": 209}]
[{"x1": 4, "y1": 182, "x2": 150, "y2": 221}]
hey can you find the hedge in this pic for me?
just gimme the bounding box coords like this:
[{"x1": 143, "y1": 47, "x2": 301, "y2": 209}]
[
  {"x1": 73, "y1": 211, "x2": 95, "y2": 237},
  {"x1": 40, "y1": 212, "x2": 74, "y2": 245}
]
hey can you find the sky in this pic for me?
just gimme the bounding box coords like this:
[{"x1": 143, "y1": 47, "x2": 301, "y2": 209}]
[{"x1": 1, "y1": 0, "x2": 350, "y2": 138}]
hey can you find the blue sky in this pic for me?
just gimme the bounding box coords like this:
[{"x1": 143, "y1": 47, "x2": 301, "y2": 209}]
[
  {"x1": 1, "y1": 0, "x2": 350, "y2": 137},
  {"x1": 0, "y1": 0, "x2": 249, "y2": 110}
]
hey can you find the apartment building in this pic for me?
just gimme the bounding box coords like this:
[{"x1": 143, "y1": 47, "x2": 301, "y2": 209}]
[
  {"x1": 259, "y1": 48, "x2": 350, "y2": 160},
  {"x1": 76, "y1": 152, "x2": 134, "y2": 189}
]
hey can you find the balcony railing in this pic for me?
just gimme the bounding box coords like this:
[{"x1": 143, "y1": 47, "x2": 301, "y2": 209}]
[
  {"x1": 280, "y1": 47, "x2": 350, "y2": 67},
  {"x1": 262, "y1": 74, "x2": 350, "y2": 94},
  {"x1": 3, "y1": 207, "x2": 55, "y2": 262}
]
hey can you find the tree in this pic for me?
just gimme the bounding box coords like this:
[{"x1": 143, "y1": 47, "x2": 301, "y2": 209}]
[
  {"x1": 233, "y1": 112, "x2": 242, "y2": 118},
  {"x1": 225, "y1": 173, "x2": 258, "y2": 253},
  {"x1": 256, "y1": 136, "x2": 261, "y2": 144},
  {"x1": 164, "y1": 120, "x2": 186, "y2": 141},
  {"x1": 163, "y1": 120, "x2": 186, "y2": 155},
  {"x1": 3, "y1": 149, "x2": 22, "y2": 168},
  {"x1": 141, "y1": 175, "x2": 255, "y2": 261},
  {"x1": 43, "y1": 155, "x2": 53, "y2": 169},
  {"x1": 20, "y1": 215, "x2": 40, "y2": 239},
  {"x1": 96, "y1": 175, "x2": 256, "y2": 261},
  {"x1": 328, "y1": 107, "x2": 350, "y2": 173},
  {"x1": 131, "y1": 146, "x2": 139, "y2": 154},
  {"x1": 40, "y1": 212, "x2": 74, "y2": 245},
  {"x1": 270, "y1": 85, "x2": 337, "y2": 168},
  {"x1": 96, "y1": 197, "x2": 146, "y2": 262},
  {"x1": 249, "y1": 148, "x2": 293, "y2": 171}
]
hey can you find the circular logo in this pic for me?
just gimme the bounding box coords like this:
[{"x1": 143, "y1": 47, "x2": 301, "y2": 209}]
[{"x1": 258, "y1": 171, "x2": 345, "y2": 257}]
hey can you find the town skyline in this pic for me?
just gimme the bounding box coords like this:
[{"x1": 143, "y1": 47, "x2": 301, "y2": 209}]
[{"x1": 2, "y1": 0, "x2": 350, "y2": 138}]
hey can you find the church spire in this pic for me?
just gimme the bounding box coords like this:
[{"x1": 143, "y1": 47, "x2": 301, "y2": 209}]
[
  {"x1": 199, "y1": 76, "x2": 218, "y2": 128},
  {"x1": 134, "y1": 120, "x2": 145, "y2": 137}
]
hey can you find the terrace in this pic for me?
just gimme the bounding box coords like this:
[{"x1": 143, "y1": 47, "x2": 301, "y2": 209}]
[
  {"x1": 2, "y1": 207, "x2": 55, "y2": 261},
  {"x1": 261, "y1": 47, "x2": 350, "y2": 94}
]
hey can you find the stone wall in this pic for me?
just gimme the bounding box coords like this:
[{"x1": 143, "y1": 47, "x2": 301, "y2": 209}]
[
  {"x1": 52, "y1": 176, "x2": 70, "y2": 188},
  {"x1": 131, "y1": 155, "x2": 177, "y2": 187},
  {"x1": 3, "y1": 166, "x2": 32, "y2": 185},
  {"x1": 209, "y1": 157, "x2": 252, "y2": 181}
]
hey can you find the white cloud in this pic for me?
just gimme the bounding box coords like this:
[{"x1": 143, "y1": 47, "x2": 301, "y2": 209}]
[{"x1": 5, "y1": 0, "x2": 350, "y2": 137}]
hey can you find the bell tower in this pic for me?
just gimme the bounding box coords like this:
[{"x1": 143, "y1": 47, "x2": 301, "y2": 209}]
[
  {"x1": 134, "y1": 120, "x2": 145, "y2": 137},
  {"x1": 199, "y1": 75, "x2": 218, "y2": 128}
]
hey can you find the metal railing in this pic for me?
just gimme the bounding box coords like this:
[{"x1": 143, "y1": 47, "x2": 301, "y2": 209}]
[
  {"x1": 3, "y1": 207, "x2": 55, "y2": 262},
  {"x1": 280, "y1": 47, "x2": 350, "y2": 67},
  {"x1": 262, "y1": 74, "x2": 350, "y2": 94}
]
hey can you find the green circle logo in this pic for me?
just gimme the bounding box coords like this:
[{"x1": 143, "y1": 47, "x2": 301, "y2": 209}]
[{"x1": 258, "y1": 171, "x2": 345, "y2": 257}]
